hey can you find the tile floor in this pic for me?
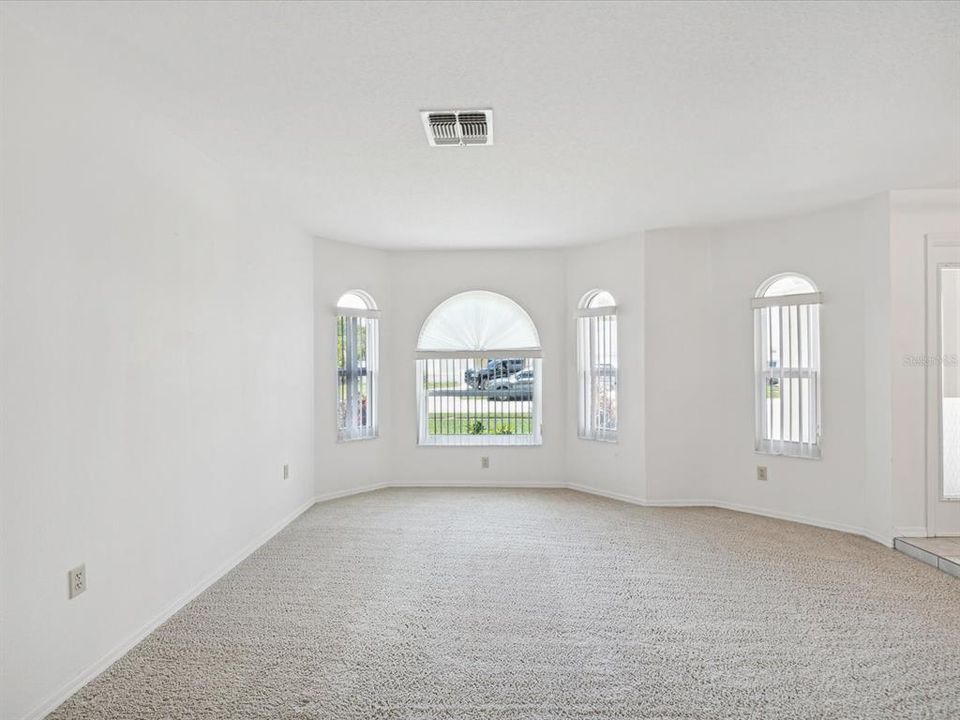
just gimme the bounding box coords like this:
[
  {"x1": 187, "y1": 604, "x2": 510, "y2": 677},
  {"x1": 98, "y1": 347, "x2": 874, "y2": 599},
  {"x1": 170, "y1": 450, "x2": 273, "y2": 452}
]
[{"x1": 894, "y1": 536, "x2": 960, "y2": 578}]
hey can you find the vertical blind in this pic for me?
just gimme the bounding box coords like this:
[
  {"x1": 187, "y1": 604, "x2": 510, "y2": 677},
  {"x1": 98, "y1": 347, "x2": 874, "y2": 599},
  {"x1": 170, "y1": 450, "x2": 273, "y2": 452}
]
[
  {"x1": 753, "y1": 291, "x2": 822, "y2": 458},
  {"x1": 337, "y1": 312, "x2": 379, "y2": 441},
  {"x1": 577, "y1": 308, "x2": 619, "y2": 442}
]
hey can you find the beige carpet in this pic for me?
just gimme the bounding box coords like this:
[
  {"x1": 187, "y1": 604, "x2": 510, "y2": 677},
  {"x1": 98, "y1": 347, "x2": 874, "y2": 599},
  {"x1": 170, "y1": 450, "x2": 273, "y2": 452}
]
[{"x1": 49, "y1": 488, "x2": 960, "y2": 719}]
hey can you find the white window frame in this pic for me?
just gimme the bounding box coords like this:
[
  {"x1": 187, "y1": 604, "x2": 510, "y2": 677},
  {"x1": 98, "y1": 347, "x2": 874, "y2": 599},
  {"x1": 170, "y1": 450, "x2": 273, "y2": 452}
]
[
  {"x1": 576, "y1": 290, "x2": 618, "y2": 442},
  {"x1": 337, "y1": 291, "x2": 380, "y2": 442},
  {"x1": 416, "y1": 291, "x2": 542, "y2": 447},
  {"x1": 753, "y1": 274, "x2": 822, "y2": 459},
  {"x1": 416, "y1": 353, "x2": 543, "y2": 447}
]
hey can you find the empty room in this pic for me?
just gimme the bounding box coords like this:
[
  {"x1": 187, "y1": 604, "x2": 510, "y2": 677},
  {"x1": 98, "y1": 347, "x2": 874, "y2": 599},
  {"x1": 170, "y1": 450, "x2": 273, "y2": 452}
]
[{"x1": 2, "y1": 1, "x2": 960, "y2": 718}]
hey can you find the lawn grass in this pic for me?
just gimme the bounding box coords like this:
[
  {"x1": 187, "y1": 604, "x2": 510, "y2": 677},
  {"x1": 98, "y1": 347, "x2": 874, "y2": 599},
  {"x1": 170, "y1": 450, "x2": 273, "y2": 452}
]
[{"x1": 428, "y1": 414, "x2": 533, "y2": 435}]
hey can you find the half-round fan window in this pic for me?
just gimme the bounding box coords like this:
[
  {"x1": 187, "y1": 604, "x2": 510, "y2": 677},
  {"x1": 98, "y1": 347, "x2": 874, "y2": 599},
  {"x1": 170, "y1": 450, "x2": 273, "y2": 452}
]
[
  {"x1": 757, "y1": 273, "x2": 817, "y2": 298},
  {"x1": 416, "y1": 291, "x2": 542, "y2": 446},
  {"x1": 337, "y1": 290, "x2": 377, "y2": 311},
  {"x1": 579, "y1": 289, "x2": 617, "y2": 310},
  {"x1": 418, "y1": 290, "x2": 540, "y2": 353}
]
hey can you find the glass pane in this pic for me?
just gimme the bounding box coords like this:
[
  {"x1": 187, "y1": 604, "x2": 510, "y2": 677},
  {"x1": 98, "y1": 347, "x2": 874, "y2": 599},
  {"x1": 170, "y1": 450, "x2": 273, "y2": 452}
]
[
  {"x1": 337, "y1": 291, "x2": 372, "y2": 310},
  {"x1": 587, "y1": 290, "x2": 616, "y2": 309},
  {"x1": 337, "y1": 315, "x2": 376, "y2": 440},
  {"x1": 585, "y1": 314, "x2": 617, "y2": 437},
  {"x1": 418, "y1": 291, "x2": 540, "y2": 352},
  {"x1": 762, "y1": 274, "x2": 816, "y2": 298},
  {"x1": 758, "y1": 304, "x2": 817, "y2": 446},
  {"x1": 941, "y1": 267, "x2": 960, "y2": 499},
  {"x1": 420, "y1": 357, "x2": 537, "y2": 443}
]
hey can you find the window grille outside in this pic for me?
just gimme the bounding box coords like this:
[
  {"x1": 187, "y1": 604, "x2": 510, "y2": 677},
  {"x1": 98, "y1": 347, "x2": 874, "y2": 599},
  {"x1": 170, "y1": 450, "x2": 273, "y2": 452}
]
[
  {"x1": 577, "y1": 312, "x2": 618, "y2": 441},
  {"x1": 337, "y1": 313, "x2": 379, "y2": 441},
  {"x1": 416, "y1": 356, "x2": 542, "y2": 446}
]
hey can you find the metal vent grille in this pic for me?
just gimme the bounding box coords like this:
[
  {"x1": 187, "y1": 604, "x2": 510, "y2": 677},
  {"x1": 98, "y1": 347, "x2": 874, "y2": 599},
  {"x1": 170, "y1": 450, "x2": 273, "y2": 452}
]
[
  {"x1": 421, "y1": 109, "x2": 493, "y2": 147},
  {"x1": 457, "y1": 112, "x2": 488, "y2": 145},
  {"x1": 427, "y1": 113, "x2": 459, "y2": 146}
]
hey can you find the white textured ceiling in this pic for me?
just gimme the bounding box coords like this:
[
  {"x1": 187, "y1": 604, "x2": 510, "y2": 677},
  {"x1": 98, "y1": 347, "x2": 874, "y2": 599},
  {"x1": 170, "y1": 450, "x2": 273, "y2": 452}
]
[{"x1": 5, "y1": 1, "x2": 959, "y2": 249}]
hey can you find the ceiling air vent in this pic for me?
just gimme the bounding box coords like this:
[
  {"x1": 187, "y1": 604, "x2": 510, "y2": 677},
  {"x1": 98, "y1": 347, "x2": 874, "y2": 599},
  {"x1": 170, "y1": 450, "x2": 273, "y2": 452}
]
[{"x1": 421, "y1": 109, "x2": 493, "y2": 147}]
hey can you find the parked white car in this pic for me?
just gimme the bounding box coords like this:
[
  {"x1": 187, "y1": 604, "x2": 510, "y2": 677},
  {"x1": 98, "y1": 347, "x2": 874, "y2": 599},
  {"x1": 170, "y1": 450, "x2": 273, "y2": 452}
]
[{"x1": 487, "y1": 369, "x2": 534, "y2": 401}]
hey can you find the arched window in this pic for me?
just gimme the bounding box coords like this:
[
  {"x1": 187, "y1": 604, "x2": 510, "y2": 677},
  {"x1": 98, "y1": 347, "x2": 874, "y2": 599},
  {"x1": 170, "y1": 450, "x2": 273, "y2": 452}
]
[
  {"x1": 416, "y1": 291, "x2": 542, "y2": 446},
  {"x1": 576, "y1": 290, "x2": 618, "y2": 442},
  {"x1": 337, "y1": 290, "x2": 379, "y2": 441},
  {"x1": 753, "y1": 273, "x2": 822, "y2": 458}
]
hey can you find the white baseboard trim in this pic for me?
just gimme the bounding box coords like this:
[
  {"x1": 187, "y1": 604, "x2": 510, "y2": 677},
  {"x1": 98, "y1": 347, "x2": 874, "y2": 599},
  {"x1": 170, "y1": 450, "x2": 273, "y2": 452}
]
[
  {"x1": 713, "y1": 500, "x2": 864, "y2": 536},
  {"x1": 566, "y1": 483, "x2": 712, "y2": 508},
  {"x1": 565, "y1": 483, "x2": 893, "y2": 547},
  {"x1": 860, "y1": 528, "x2": 896, "y2": 548},
  {"x1": 314, "y1": 483, "x2": 387, "y2": 503},
  {"x1": 894, "y1": 526, "x2": 929, "y2": 538},
  {"x1": 22, "y1": 495, "x2": 317, "y2": 720},
  {"x1": 644, "y1": 498, "x2": 718, "y2": 508},
  {"x1": 713, "y1": 499, "x2": 892, "y2": 547},
  {"x1": 386, "y1": 481, "x2": 568, "y2": 489}
]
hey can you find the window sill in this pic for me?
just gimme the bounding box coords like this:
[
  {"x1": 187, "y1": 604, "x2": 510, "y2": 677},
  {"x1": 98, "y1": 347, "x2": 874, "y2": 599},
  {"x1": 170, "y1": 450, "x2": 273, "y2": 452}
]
[
  {"x1": 577, "y1": 434, "x2": 618, "y2": 444},
  {"x1": 418, "y1": 437, "x2": 542, "y2": 448},
  {"x1": 337, "y1": 433, "x2": 379, "y2": 444},
  {"x1": 754, "y1": 446, "x2": 821, "y2": 461}
]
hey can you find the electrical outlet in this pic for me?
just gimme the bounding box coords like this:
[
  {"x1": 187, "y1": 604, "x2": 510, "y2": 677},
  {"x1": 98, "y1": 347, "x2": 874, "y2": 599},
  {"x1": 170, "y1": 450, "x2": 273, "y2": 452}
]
[
  {"x1": 283, "y1": 463, "x2": 290, "y2": 480},
  {"x1": 68, "y1": 564, "x2": 86, "y2": 599},
  {"x1": 757, "y1": 465, "x2": 768, "y2": 482},
  {"x1": 481, "y1": 456, "x2": 490, "y2": 469}
]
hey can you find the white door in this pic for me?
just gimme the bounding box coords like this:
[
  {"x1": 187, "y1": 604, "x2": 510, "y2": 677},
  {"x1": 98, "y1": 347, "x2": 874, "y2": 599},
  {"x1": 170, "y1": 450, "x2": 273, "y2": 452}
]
[{"x1": 926, "y1": 234, "x2": 960, "y2": 536}]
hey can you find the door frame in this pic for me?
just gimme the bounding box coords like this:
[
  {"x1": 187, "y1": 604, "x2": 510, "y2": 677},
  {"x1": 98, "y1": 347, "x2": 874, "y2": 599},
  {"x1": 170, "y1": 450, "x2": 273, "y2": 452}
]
[{"x1": 925, "y1": 233, "x2": 960, "y2": 537}]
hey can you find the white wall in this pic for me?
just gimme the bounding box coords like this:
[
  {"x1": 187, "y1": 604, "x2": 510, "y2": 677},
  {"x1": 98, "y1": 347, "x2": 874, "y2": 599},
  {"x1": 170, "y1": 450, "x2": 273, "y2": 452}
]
[
  {"x1": 313, "y1": 238, "x2": 392, "y2": 497},
  {"x1": 563, "y1": 236, "x2": 648, "y2": 501},
  {"x1": 888, "y1": 189, "x2": 960, "y2": 536},
  {"x1": 561, "y1": 196, "x2": 904, "y2": 542},
  {"x1": 311, "y1": 193, "x2": 946, "y2": 548},
  {"x1": 0, "y1": 23, "x2": 315, "y2": 720},
  {"x1": 862, "y1": 193, "x2": 894, "y2": 545},
  {"x1": 704, "y1": 201, "x2": 883, "y2": 539},
  {"x1": 561, "y1": 231, "x2": 716, "y2": 504},
  {"x1": 693, "y1": 189, "x2": 956, "y2": 542},
  {"x1": 640, "y1": 229, "x2": 716, "y2": 504},
  {"x1": 313, "y1": 248, "x2": 568, "y2": 491},
  {"x1": 383, "y1": 250, "x2": 568, "y2": 486}
]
